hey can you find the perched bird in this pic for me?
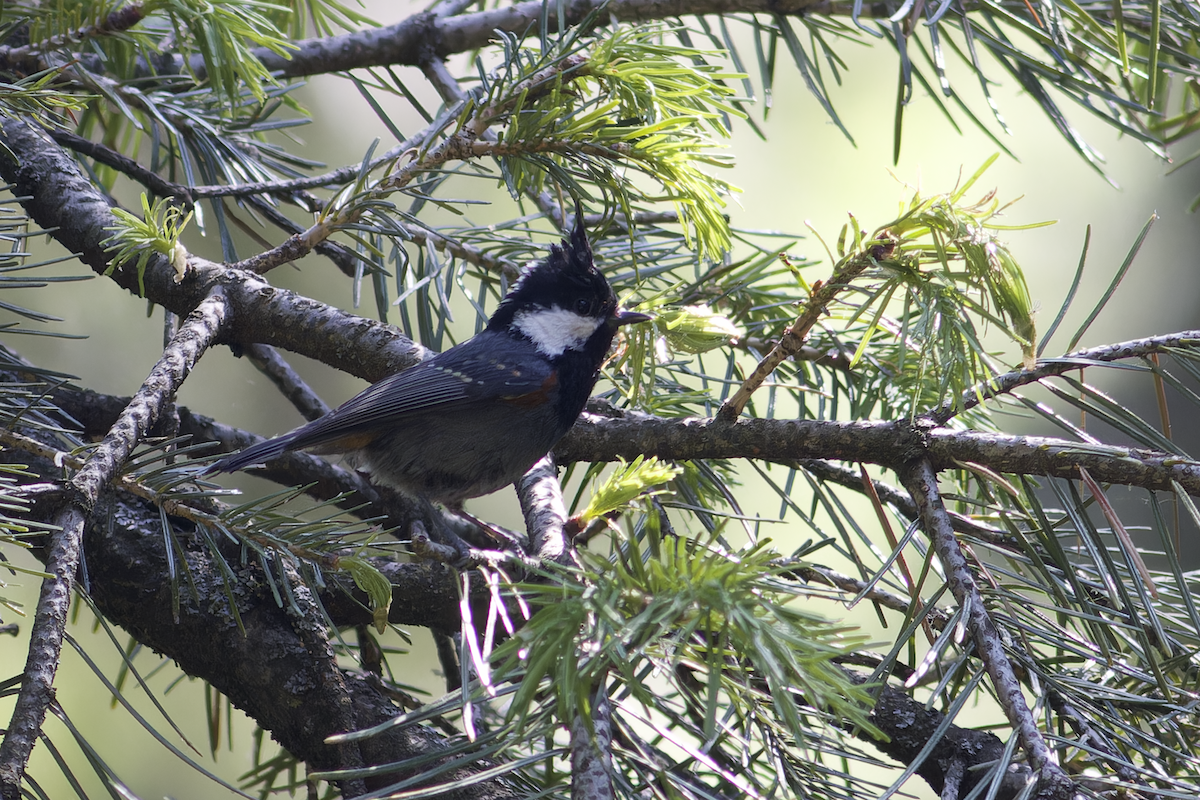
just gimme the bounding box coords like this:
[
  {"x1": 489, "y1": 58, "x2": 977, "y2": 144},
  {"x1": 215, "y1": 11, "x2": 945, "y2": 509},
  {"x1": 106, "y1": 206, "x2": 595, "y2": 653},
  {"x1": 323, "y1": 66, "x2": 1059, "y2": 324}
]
[{"x1": 208, "y1": 213, "x2": 651, "y2": 504}]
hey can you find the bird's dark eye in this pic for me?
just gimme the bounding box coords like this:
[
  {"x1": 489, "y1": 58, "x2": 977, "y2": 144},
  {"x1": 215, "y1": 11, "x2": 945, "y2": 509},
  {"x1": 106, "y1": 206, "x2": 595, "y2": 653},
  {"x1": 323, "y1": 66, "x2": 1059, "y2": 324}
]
[{"x1": 574, "y1": 297, "x2": 593, "y2": 315}]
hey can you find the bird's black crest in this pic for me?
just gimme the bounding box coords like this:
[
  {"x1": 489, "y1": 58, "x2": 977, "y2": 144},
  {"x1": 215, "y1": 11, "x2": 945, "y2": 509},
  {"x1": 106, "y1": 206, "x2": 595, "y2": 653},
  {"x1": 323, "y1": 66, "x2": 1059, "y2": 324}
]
[{"x1": 488, "y1": 208, "x2": 617, "y2": 331}]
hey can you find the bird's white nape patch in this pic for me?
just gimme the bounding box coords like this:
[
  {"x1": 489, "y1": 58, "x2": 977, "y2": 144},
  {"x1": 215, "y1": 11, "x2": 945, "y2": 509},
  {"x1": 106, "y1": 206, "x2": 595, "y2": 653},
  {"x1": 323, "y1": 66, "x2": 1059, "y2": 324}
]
[{"x1": 513, "y1": 306, "x2": 605, "y2": 356}]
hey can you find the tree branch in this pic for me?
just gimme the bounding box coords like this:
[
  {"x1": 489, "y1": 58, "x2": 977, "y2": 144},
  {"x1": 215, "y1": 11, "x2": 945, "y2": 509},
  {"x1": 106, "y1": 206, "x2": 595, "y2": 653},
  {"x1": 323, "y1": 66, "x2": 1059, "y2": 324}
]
[
  {"x1": 76, "y1": 488, "x2": 517, "y2": 799},
  {"x1": 6, "y1": 419, "x2": 1076, "y2": 800},
  {"x1": 555, "y1": 411, "x2": 1200, "y2": 496},
  {"x1": 718, "y1": 238, "x2": 894, "y2": 420},
  {"x1": 0, "y1": 4, "x2": 146, "y2": 65},
  {"x1": 1, "y1": 433, "x2": 508, "y2": 798},
  {"x1": 46, "y1": 126, "x2": 188, "y2": 202},
  {"x1": 0, "y1": 288, "x2": 229, "y2": 799},
  {"x1": 795, "y1": 458, "x2": 1005, "y2": 543},
  {"x1": 785, "y1": 561, "x2": 953, "y2": 631},
  {"x1": 900, "y1": 458, "x2": 1074, "y2": 800},
  {"x1": 0, "y1": 117, "x2": 432, "y2": 384},
  {"x1": 239, "y1": 0, "x2": 853, "y2": 80},
  {"x1": 232, "y1": 52, "x2": 590, "y2": 273},
  {"x1": 862, "y1": 682, "x2": 1035, "y2": 800},
  {"x1": 571, "y1": 682, "x2": 614, "y2": 800},
  {"x1": 933, "y1": 330, "x2": 1200, "y2": 425},
  {"x1": 517, "y1": 455, "x2": 571, "y2": 564}
]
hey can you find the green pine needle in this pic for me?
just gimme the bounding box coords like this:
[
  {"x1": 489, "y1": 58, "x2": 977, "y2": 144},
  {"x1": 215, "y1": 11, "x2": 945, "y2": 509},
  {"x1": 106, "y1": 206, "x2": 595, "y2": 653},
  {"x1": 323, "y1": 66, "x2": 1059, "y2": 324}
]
[
  {"x1": 102, "y1": 195, "x2": 194, "y2": 297},
  {"x1": 580, "y1": 455, "x2": 683, "y2": 522}
]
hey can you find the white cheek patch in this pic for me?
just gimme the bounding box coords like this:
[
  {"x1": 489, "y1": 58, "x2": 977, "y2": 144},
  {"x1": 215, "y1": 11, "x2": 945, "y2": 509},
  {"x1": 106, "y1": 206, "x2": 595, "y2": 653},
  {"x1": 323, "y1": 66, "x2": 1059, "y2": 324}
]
[{"x1": 513, "y1": 306, "x2": 605, "y2": 356}]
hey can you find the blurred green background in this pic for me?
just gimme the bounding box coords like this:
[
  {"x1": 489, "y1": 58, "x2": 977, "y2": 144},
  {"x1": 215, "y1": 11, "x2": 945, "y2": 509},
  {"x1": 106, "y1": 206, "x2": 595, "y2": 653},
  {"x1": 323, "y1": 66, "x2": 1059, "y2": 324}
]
[{"x1": 2, "y1": 1, "x2": 1199, "y2": 797}]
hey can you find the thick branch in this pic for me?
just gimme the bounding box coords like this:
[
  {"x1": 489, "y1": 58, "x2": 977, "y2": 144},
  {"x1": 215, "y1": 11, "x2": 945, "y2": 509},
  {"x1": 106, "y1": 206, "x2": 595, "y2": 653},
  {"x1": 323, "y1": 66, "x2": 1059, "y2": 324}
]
[
  {"x1": 7, "y1": 373, "x2": 481, "y2": 547},
  {"x1": 15, "y1": 111, "x2": 1192, "y2": 505},
  {"x1": 0, "y1": 429, "x2": 508, "y2": 798},
  {"x1": 229, "y1": 0, "x2": 843, "y2": 80},
  {"x1": 33, "y1": 365, "x2": 1200, "y2": 510},
  {"x1": 555, "y1": 413, "x2": 1200, "y2": 495},
  {"x1": 77, "y1": 489, "x2": 516, "y2": 799},
  {"x1": 8, "y1": 429, "x2": 1071, "y2": 800},
  {"x1": 517, "y1": 455, "x2": 570, "y2": 564},
  {"x1": 570, "y1": 683, "x2": 614, "y2": 800},
  {"x1": 863, "y1": 682, "x2": 1034, "y2": 799},
  {"x1": 0, "y1": 117, "x2": 430, "y2": 383},
  {"x1": 26, "y1": 352, "x2": 1200, "y2": 519}
]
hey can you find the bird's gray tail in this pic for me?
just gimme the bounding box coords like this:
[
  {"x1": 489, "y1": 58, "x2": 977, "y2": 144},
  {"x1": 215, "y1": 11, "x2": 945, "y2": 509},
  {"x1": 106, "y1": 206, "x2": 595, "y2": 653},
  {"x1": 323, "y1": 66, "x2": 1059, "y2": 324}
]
[{"x1": 206, "y1": 431, "x2": 300, "y2": 475}]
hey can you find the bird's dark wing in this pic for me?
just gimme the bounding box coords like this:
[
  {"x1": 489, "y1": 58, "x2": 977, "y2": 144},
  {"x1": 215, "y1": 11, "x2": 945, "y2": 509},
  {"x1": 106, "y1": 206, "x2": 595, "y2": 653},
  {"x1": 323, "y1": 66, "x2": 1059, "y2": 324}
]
[
  {"x1": 208, "y1": 333, "x2": 553, "y2": 472},
  {"x1": 314, "y1": 333, "x2": 553, "y2": 431}
]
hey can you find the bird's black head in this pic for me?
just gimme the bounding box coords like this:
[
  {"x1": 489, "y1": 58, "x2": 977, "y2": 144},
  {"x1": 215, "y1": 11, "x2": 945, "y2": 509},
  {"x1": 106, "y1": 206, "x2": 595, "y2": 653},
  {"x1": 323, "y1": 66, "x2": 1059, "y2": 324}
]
[{"x1": 489, "y1": 211, "x2": 648, "y2": 359}]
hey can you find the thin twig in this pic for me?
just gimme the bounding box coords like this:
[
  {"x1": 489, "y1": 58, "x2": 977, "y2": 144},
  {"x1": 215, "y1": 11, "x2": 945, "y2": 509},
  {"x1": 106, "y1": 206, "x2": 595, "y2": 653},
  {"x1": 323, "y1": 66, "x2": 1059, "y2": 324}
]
[
  {"x1": 738, "y1": 339, "x2": 854, "y2": 371},
  {"x1": 942, "y1": 758, "x2": 965, "y2": 800},
  {"x1": 230, "y1": 54, "x2": 590, "y2": 273},
  {"x1": 931, "y1": 329, "x2": 1200, "y2": 425},
  {"x1": 420, "y1": 50, "x2": 570, "y2": 242},
  {"x1": 186, "y1": 94, "x2": 465, "y2": 203},
  {"x1": 238, "y1": 194, "x2": 361, "y2": 277},
  {"x1": 900, "y1": 458, "x2": 1074, "y2": 800},
  {"x1": 718, "y1": 237, "x2": 895, "y2": 421},
  {"x1": 0, "y1": 5, "x2": 146, "y2": 65},
  {"x1": 1045, "y1": 688, "x2": 1142, "y2": 786},
  {"x1": 783, "y1": 561, "x2": 952, "y2": 631},
  {"x1": 411, "y1": 527, "x2": 537, "y2": 570},
  {"x1": 420, "y1": 54, "x2": 462, "y2": 103},
  {"x1": 404, "y1": 226, "x2": 521, "y2": 278},
  {"x1": 433, "y1": 630, "x2": 462, "y2": 692},
  {"x1": 795, "y1": 458, "x2": 1007, "y2": 543},
  {"x1": 0, "y1": 287, "x2": 229, "y2": 799},
  {"x1": 46, "y1": 126, "x2": 189, "y2": 202},
  {"x1": 40, "y1": 131, "x2": 360, "y2": 276}
]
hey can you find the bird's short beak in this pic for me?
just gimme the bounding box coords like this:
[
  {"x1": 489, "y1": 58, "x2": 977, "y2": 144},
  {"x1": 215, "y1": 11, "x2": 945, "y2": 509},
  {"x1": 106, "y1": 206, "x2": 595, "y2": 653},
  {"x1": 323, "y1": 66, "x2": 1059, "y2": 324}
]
[{"x1": 613, "y1": 309, "x2": 654, "y2": 326}]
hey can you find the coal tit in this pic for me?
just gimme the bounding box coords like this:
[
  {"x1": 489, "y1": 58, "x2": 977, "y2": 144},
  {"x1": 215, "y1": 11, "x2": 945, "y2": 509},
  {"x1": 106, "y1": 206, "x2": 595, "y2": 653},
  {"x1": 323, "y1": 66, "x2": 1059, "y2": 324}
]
[{"x1": 208, "y1": 213, "x2": 651, "y2": 504}]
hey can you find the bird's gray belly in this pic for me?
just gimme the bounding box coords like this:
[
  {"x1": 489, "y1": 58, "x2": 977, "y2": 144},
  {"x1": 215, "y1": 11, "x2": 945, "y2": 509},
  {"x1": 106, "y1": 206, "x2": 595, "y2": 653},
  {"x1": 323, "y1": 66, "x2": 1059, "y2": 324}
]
[{"x1": 349, "y1": 407, "x2": 562, "y2": 504}]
